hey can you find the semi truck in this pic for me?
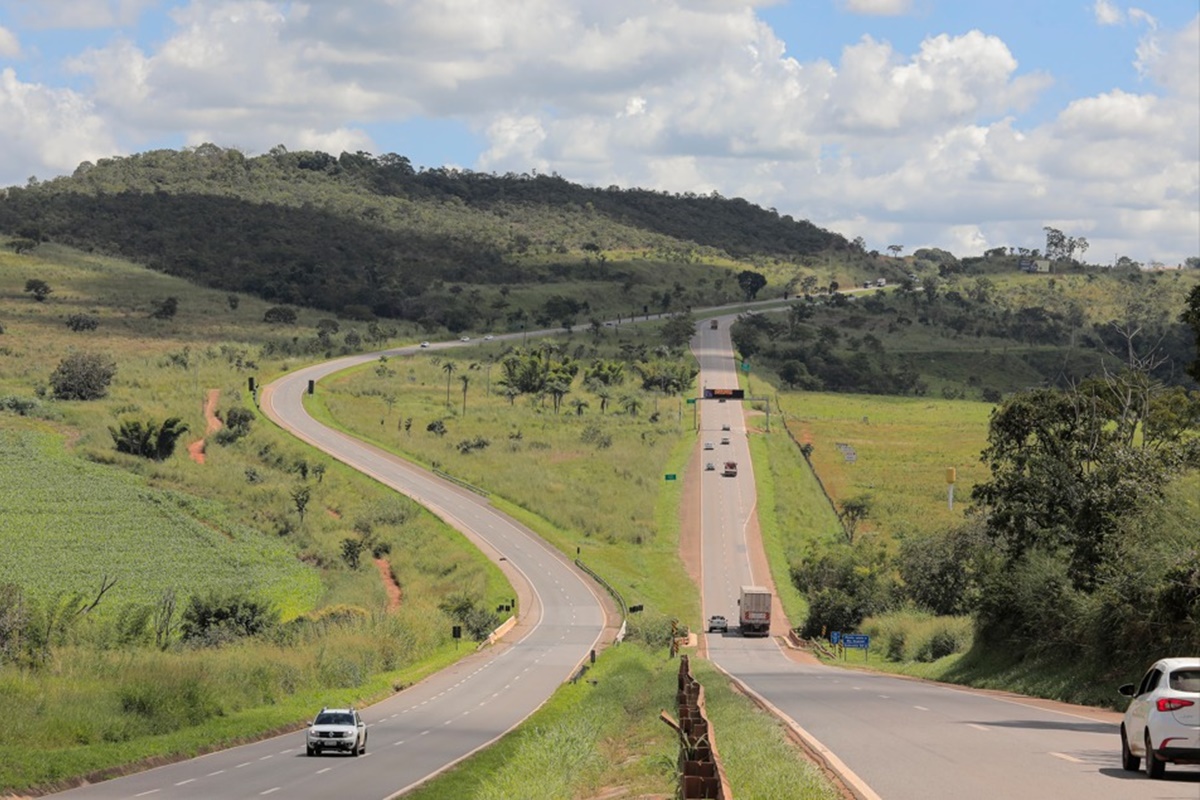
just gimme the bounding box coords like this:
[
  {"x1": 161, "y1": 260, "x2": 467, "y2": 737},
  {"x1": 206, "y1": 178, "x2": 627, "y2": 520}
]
[
  {"x1": 738, "y1": 585, "x2": 771, "y2": 636},
  {"x1": 722, "y1": 461, "x2": 738, "y2": 477}
]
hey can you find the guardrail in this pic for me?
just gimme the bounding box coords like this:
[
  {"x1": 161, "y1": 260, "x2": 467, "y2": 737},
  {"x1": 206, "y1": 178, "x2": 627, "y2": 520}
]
[
  {"x1": 432, "y1": 469, "x2": 490, "y2": 498},
  {"x1": 574, "y1": 558, "x2": 627, "y2": 618},
  {"x1": 661, "y1": 654, "x2": 729, "y2": 799}
]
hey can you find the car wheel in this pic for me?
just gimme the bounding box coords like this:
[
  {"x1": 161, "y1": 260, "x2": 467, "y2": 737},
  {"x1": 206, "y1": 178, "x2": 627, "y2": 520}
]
[
  {"x1": 1144, "y1": 731, "x2": 1165, "y2": 779},
  {"x1": 360, "y1": 735, "x2": 367, "y2": 755},
  {"x1": 1120, "y1": 725, "x2": 1139, "y2": 771},
  {"x1": 306, "y1": 744, "x2": 315, "y2": 757}
]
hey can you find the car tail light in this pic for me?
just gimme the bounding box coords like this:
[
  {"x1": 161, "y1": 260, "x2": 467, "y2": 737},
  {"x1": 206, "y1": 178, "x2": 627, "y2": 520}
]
[{"x1": 1157, "y1": 697, "x2": 1195, "y2": 713}]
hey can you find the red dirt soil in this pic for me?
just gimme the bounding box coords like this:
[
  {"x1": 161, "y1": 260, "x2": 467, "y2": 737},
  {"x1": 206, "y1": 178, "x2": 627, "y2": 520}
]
[
  {"x1": 187, "y1": 389, "x2": 223, "y2": 465},
  {"x1": 375, "y1": 558, "x2": 402, "y2": 611}
]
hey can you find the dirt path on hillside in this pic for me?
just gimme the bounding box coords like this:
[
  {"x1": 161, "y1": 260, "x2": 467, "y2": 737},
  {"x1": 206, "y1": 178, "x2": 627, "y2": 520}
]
[
  {"x1": 375, "y1": 558, "x2": 402, "y2": 611},
  {"x1": 187, "y1": 389, "x2": 223, "y2": 465}
]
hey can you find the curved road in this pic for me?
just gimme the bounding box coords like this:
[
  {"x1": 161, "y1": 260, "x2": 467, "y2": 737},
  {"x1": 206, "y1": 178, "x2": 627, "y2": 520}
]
[
  {"x1": 54, "y1": 341, "x2": 610, "y2": 800},
  {"x1": 691, "y1": 316, "x2": 1199, "y2": 800}
]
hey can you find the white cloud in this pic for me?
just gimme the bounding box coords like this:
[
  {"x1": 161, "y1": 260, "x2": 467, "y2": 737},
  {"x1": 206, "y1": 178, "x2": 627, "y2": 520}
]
[
  {"x1": 1093, "y1": 0, "x2": 1123, "y2": 26},
  {"x1": 0, "y1": 0, "x2": 1195, "y2": 265},
  {"x1": 0, "y1": 25, "x2": 20, "y2": 57},
  {"x1": 839, "y1": 0, "x2": 913, "y2": 16},
  {"x1": 0, "y1": 67, "x2": 118, "y2": 178}
]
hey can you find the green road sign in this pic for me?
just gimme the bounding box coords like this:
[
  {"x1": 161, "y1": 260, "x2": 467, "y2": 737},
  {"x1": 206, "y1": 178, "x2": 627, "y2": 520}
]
[
  {"x1": 741, "y1": 361, "x2": 751, "y2": 372},
  {"x1": 665, "y1": 474, "x2": 677, "y2": 481},
  {"x1": 686, "y1": 398, "x2": 697, "y2": 405}
]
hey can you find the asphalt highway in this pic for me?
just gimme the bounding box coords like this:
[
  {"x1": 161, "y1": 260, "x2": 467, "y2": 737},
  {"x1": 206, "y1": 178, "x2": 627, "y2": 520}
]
[{"x1": 692, "y1": 317, "x2": 1200, "y2": 800}]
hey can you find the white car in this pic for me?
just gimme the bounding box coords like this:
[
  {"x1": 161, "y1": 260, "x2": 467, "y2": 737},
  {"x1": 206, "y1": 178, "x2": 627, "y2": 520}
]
[
  {"x1": 460, "y1": 336, "x2": 471, "y2": 342},
  {"x1": 703, "y1": 442, "x2": 714, "y2": 450},
  {"x1": 306, "y1": 707, "x2": 367, "y2": 757},
  {"x1": 705, "y1": 462, "x2": 715, "y2": 471},
  {"x1": 419, "y1": 341, "x2": 430, "y2": 348},
  {"x1": 1119, "y1": 657, "x2": 1200, "y2": 778},
  {"x1": 484, "y1": 334, "x2": 494, "y2": 341},
  {"x1": 720, "y1": 437, "x2": 730, "y2": 445},
  {"x1": 721, "y1": 424, "x2": 731, "y2": 431}
]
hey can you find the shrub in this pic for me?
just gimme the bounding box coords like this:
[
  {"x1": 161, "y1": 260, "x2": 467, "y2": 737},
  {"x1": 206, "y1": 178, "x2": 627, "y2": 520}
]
[
  {"x1": 263, "y1": 306, "x2": 297, "y2": 324},
  {"x1": 49, "y1": 352, "x2": 117, "y2": 400},
  {"x1": 108, "y1": 417, "x2": 190, "y2": 461},
  {"x1": 180, "y1": 591, "x2": 278, "y2": 646},
  {"x1": 150, "y1": 296, "x2": 179, "y2": 319},
  {"x1": 65, "y1": 313, "x2": 99, "y2": 332}
]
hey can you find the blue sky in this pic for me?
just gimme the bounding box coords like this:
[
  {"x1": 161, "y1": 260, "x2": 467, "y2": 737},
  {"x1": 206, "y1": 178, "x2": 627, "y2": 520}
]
[{"x1": 0, "y1": 0, "x2": 1196, "y2": 265}]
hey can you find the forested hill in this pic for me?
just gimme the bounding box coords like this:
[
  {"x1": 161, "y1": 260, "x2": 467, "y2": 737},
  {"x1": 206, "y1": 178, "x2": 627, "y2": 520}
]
[{"x1": 0, "y1": 144, "x2": 848, "y2": 322}]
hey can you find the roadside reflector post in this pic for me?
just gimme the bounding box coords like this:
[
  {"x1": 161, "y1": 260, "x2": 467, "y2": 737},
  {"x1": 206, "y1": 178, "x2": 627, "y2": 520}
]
[{"x1": 307, "y1": 379, "x2": 315, "y2": 395}]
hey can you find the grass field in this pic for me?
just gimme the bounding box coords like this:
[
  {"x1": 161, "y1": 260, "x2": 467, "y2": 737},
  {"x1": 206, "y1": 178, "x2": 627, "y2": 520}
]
[
  {"x1": 307, "y1": 335, "x2": 702, "y2": 626},
  {"x1": 0, "y1": 426, "x2": 321, "y2": 619},
  {"x1": 775, "y1": 391, "x2": 994, "y2": 543}
]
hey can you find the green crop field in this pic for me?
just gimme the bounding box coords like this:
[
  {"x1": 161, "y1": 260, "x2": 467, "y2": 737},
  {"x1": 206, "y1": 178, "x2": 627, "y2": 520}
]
[{"x1": 0, "y1": 426, "x2": 322, "y2": 619}]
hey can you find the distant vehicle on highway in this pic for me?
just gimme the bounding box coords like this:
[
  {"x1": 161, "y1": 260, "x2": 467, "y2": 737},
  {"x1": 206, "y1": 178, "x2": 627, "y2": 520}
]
[
  {"x1": 705, "y1": 461, "x2": 715, "y2": 471},
  {"x1": 720, "y1": 437, "x2": 730, "y2": 445},
  {"x1": 738, "y1": 586, "x2": 771, "y2": 636},
  {"x1": 707, "y1": 615, "x2": 728, "y2": 633},
  {"x1": 306, "y1": 707, "x2": 367, "y2": 757},
  {"x1": 460, "y1": 336, "x2": 471, "y2": 342},
  {"x1": 703, "y1": 441, "x2": 714, "y2": 450},
  {"x1": 721, "y1": 424, "x2": 730, "y2": 431},
  {"x1": 484, "y1": 334, "x2": 494, "y2": 340},
  {"x1": 1119, "y1": 657, "x2": 1200, "y2": 778},
  {"x1": 419, "y1": 341, "x2": 430, "y2": 348}
]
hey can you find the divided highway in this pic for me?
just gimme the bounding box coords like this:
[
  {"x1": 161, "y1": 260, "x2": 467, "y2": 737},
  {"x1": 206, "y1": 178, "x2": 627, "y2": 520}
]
[
  {"x1": 692, "y1": 317, "x2": 1199, "y2": 800},
  {"x1": 53, "y1": 342, "x2": 609, "y2": 800}
]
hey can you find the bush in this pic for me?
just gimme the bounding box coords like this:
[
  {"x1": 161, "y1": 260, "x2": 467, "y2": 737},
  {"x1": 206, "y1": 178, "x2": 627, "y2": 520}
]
[
  {"x1": 109, "y1": 417, "x2": 190, "y2": 461},
  {"x1": 49, "y1": 351, "x2": 117, "y2": 400},
  {"x1": 180, "y1": 591, "x2": 278, "y2": 646},
  {"x1": 150, "y1": 296, "x2": 179, "y2": 319},
  {"x1": 65, "y1": 313, "x2": 99, "y2": 332},
  {"x1": 263, "y1": 305, "x2": 297, "y2": 324}
]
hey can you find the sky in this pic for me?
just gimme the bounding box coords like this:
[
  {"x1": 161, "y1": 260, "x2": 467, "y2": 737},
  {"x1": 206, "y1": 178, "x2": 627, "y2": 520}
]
[{"x1": 0, "y1": 0, "x2": 1197, "y2": 266}]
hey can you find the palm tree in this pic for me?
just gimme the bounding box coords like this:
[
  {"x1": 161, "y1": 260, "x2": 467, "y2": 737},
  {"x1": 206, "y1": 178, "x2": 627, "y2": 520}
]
[
  {"x1": 153, "y1": 417, "x2": 190, "y2": 461},
  {"x1": 620, "y1": 394, "x2": 643, "y2": 417},
  {"x1": 460, "y1": 374, "x2": 470, "y2": 416},
  {"x1": 593, "y1": 385, "x2": 612, "y2": 414},
  {"x1": 442, "y1": 361, "x2": 457, "y2": 406},
  {"x1": 570, "y1": 398, "x2": 589, "y2": 416}
]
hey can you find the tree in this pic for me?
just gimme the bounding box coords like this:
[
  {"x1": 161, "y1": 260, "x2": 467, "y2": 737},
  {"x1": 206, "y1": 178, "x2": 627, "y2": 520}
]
[
  {"x1": 460, "y1": 374, "x2": 470, "y2": 415},
  {"x1": 570, "y1": 398, "x2": 589, "y2": 416},
  {"x1": 971, "y1": 386, "x2": 1197, "y2": 589},
  {"x1": 151, "y1": 296, "x2": 179, "y2": 320},
  {"x1": 660, "y1": 312, "x2": 697, "y2": 348},
  {"x1": 291, "y1": 485, "x2": 311, "y2": 525},
  {"x1": 426, "y1": 419, "x2": 447, "y2": 436},
  {"x1": 109, "y1": 417, "x2": 190, "y2": 460},
  {"x1": 887, "y1": 244, "x2": 903, "y2": 257},
  {"x1": 620, "y1": 394, "x2": 643, "y2": 416},
  {"x1": 838, "y1": 495, "x2": 872, "y2": 544},
  {"x1": 24, "y1": 279, "x2": 51, "y2": 302},
  {"x1": 1181, "y1": 284, "x2": 1200, "y2": 383},
  {"x1": 49, "y1": 352, "x2": 117, "y2": 400},
  {"x1": 9, "y1": 238, "x2": 39, "y2": 255},
  {"x1": 442, "y1": 361, "x2": 457, "y2": 406},
  {"x1": 736, "y1": 270, "x2": 767, "y2": 301}
]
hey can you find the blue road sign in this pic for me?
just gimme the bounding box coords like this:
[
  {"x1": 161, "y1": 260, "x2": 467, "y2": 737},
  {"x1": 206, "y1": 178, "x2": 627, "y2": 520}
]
[
  {"x1": 830, "y1": 631, "x2": 841, "y2": 644},
  {"x1": 842, "y1": 634, "x2": 870, "y2": 649}
]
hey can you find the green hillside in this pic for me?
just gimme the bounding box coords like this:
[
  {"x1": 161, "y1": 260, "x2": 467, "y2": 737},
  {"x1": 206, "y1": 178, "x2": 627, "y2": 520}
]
[{"x1": 0, "y1": 145, "x2": 850, "y2": 330}]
